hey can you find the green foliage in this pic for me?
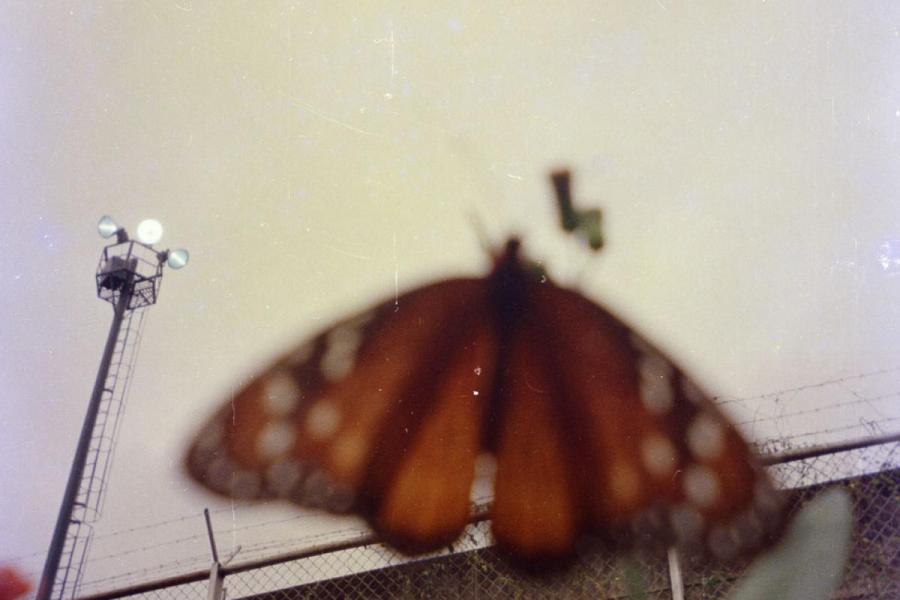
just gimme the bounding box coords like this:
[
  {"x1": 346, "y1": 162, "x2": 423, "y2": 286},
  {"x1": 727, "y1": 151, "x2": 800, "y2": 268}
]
[{"x1": 727, "y1": 488, "x2": 853, "y2": 600}]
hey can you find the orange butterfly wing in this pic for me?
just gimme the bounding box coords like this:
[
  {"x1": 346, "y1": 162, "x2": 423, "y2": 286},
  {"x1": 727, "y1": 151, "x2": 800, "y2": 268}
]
[
  {"x1": 371, "y1": 316, "x2": 497, "y2": 551},
  {"x1": 186, "y1": 278, "x2": 498, "y2": 551},
  {"x1": 490, "y1": 317, "x2": 583, "y2": 561},
  {"x1": 494, "y1": 277, "x2": 784, "y2": 560}
]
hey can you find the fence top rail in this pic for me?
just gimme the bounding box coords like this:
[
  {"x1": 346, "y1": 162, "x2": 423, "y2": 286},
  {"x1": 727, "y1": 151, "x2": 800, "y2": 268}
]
[
  {"x1": 761, "y1": 431, "x2": 900, "y2": 465},
  {"x1": 76, "y1": 431, "x2": 900, "y2": 600}
]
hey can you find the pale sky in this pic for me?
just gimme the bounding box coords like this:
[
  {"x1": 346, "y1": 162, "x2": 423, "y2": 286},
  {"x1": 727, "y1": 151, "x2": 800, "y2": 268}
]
[{"x1": 2, "y1": 2, "x2": 899, "y2": 594}]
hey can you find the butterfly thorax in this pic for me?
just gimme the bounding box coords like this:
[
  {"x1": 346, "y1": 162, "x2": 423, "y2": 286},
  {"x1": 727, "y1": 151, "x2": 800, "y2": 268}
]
[{"x1": 487, "y1": 238, "x2": 533, "y2": 335}]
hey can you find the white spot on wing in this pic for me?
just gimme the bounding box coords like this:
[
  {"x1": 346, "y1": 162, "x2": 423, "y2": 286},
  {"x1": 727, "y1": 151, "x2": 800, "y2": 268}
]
[
  {"x1": 256, "y1": 421, "x2": 296, "y2": 460},
  {"x1": 687, "y1": 413, "x2": 726, "y2": 461},
  {"x1": 286, "y1": 341, "x2": 315, "y2": 366},
  {"x1": 320, "y1": 313, "x2": 372, "y2": 382},
  {"x1": 683, "y1": 464, "x2": 720, "y2": 508},
  {"x1": 635, "y1": 346, "x2": 674, "y2": 414},
  {"x1": 306, "y1": 399, "x2": 341, "y2": 440},
  {"x1": 264, "y1": 373, "x2": 301, "y2": 416},
  {"x1": 641, "y1": 434, "x2": 678, "y2": 477}
]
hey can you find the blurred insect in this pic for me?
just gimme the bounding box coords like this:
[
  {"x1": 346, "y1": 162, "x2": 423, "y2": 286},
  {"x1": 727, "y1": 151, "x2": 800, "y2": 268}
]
[{"x1": 186, "y1": 170, "x2": 784, "y2": 564}]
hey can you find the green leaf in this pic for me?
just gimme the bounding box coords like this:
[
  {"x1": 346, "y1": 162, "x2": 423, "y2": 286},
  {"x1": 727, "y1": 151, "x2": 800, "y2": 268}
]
[
  {"x1": 727, "y1": 488, "x2": 852, "y2": 600},
  {"x1": 574, "y1": 209, "x2": 604, "y2": 251}
]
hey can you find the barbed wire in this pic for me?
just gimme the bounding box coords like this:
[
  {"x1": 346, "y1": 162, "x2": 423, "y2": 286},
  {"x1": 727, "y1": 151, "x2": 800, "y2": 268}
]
[
  {"x1": 736, "y1": 391, "x2": 898, "y2": 427},
  {"x1": 76, "y1": 528, "x2": 372, "y2": 593},
  {"x1": 768, "y1": 416, "x2": 900, "y2": 443},
  {"x1": 715, "y1": 365, "x2": 900, "y2": 405},
  {"x1": 6, "y1": 502, "x2": 353, "y2": 565}
]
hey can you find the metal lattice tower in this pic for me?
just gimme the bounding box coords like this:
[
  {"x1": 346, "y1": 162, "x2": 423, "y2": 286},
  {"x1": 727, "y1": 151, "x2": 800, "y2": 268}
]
[{"x1": 37, "y1": 220, "x2": 188, "y2": 600}]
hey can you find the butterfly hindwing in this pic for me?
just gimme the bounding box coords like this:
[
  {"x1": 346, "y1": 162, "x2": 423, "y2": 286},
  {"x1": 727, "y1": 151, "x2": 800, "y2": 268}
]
[
  {"x1": 490, "y1": 317, "x2": 584, "y2": 561},
  {"x1": 371, "y1": 316, "x2": 497, "y2": 552}
]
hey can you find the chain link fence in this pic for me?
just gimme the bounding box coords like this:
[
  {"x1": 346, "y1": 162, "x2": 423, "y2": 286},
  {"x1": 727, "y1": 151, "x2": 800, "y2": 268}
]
[{"x1": 78, "y1": 437, "x2": 898, "y2": 600}]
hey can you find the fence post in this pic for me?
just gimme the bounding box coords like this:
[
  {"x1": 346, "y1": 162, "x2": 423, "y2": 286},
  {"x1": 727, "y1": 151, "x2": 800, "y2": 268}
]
[
  {"x1": 667, "y1": 547, "x2": 685, "y2": 600},
  {"x1": 206, "y1": 562, "x2": 224, "y2": 600},
  {"x1": 204, "y1": 509, "x2": 225, "y2": 600}
]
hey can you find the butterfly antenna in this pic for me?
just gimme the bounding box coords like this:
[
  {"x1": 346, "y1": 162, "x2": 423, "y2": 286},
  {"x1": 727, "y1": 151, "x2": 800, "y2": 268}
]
[
  {"x1": 467, "y1": 209, "x2": 499, "y2": 260},
  {"x1": 388, "y1": 107, "x2": 509, "y2": 256}
]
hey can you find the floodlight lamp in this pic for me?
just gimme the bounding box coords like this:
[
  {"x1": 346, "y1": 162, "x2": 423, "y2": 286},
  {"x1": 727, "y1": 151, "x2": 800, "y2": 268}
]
[
  {"x1": 136, "y1": 219, "x2": 164, "y2": 245},
  {"x1": 97, "y1": 215, "x2": 119, "y2": 239},
  {"x1": 166, "y1": 248, "x2": 189, "y2": 270}
]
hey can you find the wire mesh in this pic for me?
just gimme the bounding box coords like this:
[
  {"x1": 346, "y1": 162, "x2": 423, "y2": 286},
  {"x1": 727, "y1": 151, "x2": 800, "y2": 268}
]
[
  {"x1": 224, "y1": 530, "x2": 675, "y2": 600},
  {"x1": 73, "y1": 438, "x2": 898, "y2": 600}
]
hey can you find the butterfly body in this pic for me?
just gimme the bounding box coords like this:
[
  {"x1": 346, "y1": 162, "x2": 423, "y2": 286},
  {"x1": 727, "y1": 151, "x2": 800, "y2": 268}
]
[{"x1": 187, "y1": 238, "x2": 783, "y2": 564}]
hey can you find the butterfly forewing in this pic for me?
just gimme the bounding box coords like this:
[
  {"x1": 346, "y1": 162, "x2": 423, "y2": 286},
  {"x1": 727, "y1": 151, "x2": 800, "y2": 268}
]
[
  {"x1": 186, "y1": 277, "x2": 492, "y2": 520},
  {"x1": 528, "y1": 279, "x2": 784, "y2": 560}
]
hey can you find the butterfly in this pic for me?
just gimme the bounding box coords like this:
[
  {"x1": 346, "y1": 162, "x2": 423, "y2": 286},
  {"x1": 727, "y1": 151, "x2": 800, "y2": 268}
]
[{"x1": 185, "y1": 172, "x2": 785, "y2": 566}]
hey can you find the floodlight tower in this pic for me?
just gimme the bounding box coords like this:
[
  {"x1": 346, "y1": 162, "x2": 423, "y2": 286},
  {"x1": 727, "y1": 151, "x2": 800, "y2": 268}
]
[{"x1": 37, "y1": 217, "x2": 189, "y2": 600}]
